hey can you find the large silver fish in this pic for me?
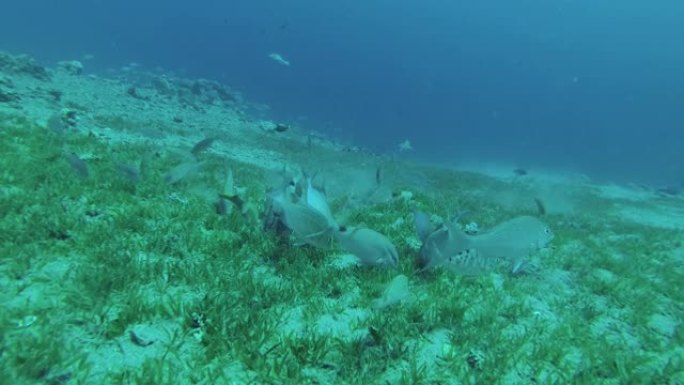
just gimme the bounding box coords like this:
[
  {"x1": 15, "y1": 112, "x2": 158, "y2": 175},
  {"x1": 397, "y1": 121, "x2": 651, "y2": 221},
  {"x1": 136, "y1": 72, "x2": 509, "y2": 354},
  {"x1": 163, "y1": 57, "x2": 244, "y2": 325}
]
[
  {"x1": 335, "y1": 226, "x2": 399, "y2": 267},
  {"x1": 270, "y1": 194, "x2": 336, "y2": 250},
  {"x1": 304, "y1": 176, "x2": 337, "y2": 227},
  {"x1": 417, "y1": 213, "x2": 554, "y2": 274}
]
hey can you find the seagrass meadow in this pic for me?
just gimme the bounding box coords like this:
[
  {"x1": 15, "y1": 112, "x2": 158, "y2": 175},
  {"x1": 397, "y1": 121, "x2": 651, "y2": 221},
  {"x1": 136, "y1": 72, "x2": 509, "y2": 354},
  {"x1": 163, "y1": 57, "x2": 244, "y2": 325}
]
[{"x1": 0, "y1": 51, "x2": 683, "y2": 385}]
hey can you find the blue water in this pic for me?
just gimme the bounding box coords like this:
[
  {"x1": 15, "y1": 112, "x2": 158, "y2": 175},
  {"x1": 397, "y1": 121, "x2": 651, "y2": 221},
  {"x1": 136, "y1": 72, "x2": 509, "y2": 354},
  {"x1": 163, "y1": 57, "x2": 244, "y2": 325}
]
[{"x1": 3, "y1": 0, "x2": 683, "y2": 186}]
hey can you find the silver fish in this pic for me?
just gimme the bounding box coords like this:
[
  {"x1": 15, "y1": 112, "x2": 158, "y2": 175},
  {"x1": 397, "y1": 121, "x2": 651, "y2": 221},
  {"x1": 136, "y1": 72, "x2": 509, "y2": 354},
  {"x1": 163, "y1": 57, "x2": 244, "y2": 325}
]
[
  {"x1": 412, "y1": 208, "x2": 433, "y2": 243},
  {"x1": 271, "y1": 195, "x2": 335, "y2": 249},
  {"x1": 65, "y1": 152, "x2": 89, "y2": 178},
  {"x1": 372, "y1": 274, "x2": 411, "y2": 309},
  {"x1": 446, "y1": 215, "x2": 554, "y2": 274},
  {"x1": 335, "y1": 226, "x2": 398, "y2": 267},
  {"x1": 164, "y1": 160, "x2": 203, "y2": 185},
  {"x1": 418, "y1": 215, "x2": 553, "y2": 274},
  {"x1": 191, "y1": 136, "x2": 218, "y2": 158},
  {"x1": 304, "y1": 176, "x2": 336, "y2": 226}
]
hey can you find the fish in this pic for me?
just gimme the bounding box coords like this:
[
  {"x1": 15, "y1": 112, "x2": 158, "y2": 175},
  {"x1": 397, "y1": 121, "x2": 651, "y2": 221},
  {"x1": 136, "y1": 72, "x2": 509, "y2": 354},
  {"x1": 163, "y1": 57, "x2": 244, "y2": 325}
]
[
  {"x1": 412, "y1": 207, "x2": 433, "y2": 243},
  {"x1": 217, "y1": 168, "x2": 260, "y2": 224},
  {"x1": 215, "y1": 168, "x2": 244, "y2": 215},
  {"x1": 139, "y1": 152, "x2": 153, "y2": 179},
  {"x1": 274, "y1": 123, "x2": 289, "y2": 132},
  {"x1": 513, "y1": 168, "x2": 528, "y2": 176},
  {"x1": 415, "y1": 210, "x2": 469, "y2": 271},
  {"x1": 64, "y1": 152, "x2": 89, "y2": 178},
  {"x1": 268, "y1": 53, "x2": 290, "y2": 66},
  {"x1": 190, "y1": 136, "x2": 217, "y2": 158},
  {"x1": 444, "y1": 215, "x2": 554, "y2": 274},
  {"x1": 372, "y1": 274, "x2": 411, "y2": 309},
  {"x1": 164, "y1": 160, "x2": 203, "y2": 185},
  {"x1": 335, "y1": 226, "x2": 398, "y2": 267},
  {"x1": 416, "y1": 214, "x2": 553, "y2": 275},
  {"x1": 303, "y1": 176, "x2": 336, "y2": 226},
  {"x1": 417, "y1": 225, "x2": 452, "y2": 271},
  {"x1": 534, "y1": 197, "x2": 546, "y2": 216},
  {"x1": 270, "y1": 194, "x2": 335, "y2": 249},
  {"x1": 116, "y1": 163, "x2": 141, "y2": 184},
  {"x1": 47, "y1": 114, "x2": 66, "y2": 135},
  {"x1": 398, "y1": 139, "x2": 413, "y2": 152}
]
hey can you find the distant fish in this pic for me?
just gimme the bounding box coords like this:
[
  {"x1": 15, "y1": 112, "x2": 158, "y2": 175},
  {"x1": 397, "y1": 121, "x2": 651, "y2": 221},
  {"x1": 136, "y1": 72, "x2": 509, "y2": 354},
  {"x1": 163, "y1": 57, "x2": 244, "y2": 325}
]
[
  {"x1": 274, "y1": 123, "x2": 289, "y2": 132},
  {"x1": 268, "y1": 53, "x2": 290, "y2": 66},
  {"x1": 656, "y1": 185, "x2": 682, "y2": 196},
  {"x1": 533, "y1": 197, "x2": 546, "y2": 216},
  {"x1": 190, "y1": 136, "x2": 217, "y2": 158},
  {"x1": 164, "y1": 160, "x2": 203, "y2": 185},
  {"x1": 139, "y1": 152, "x2": 153, "y2": 180},
  {"x1": 116, "y1": 163, "x2": 141, "y2": 184},
  {"x1": 47, "y1": 114, "x2": 66, "y2": 135},
  {"x1": 335, "y1": 226, "x2": 399, "y2": 267},
  {"x1": 64, "y1": 152, "x2": 89, "y2": 178},
  {"x1": 513, "y1": 168, "x2": 528, "y2": 176},
  {"x1": 398, "y1": 139, "x2": 413, "y2": 152}
]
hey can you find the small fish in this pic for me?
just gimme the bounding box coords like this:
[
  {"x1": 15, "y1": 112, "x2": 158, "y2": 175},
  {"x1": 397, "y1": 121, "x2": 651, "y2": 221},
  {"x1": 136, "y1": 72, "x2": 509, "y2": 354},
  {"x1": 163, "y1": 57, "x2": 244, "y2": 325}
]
[
  {"x1": 138, "y1": 127, "x2": 165, "y2": 139},
  {"x1": 372, "y1": 274, "x2": 411, "y2": 309},
  {"x1": 533, "y1": 197, "x2": 546, "y2": 216},
  {"x1": 335, "y1": 226, "x2": 398, "y2": 267},
  {"x1": 656, "y1": 185, "x2": 681, "y2": 196},
  {"x1": 513, "y1": 168, "x2": 528, "y2": 176},
  {"x1": 274, "y1": 123, "x2": 289, "y2": 132},
  {"x1": 164, "y1": 160, "x2": 203, "y2": 185},
  {"x1": 47, "y1": 114, "x2": 66, "y2": 134},
  {"x1": 116, "y1": 163, "x2": 141, "y2": 184},
  {"x1": 64, "y1": 152, "x2": 89, "y2": 178},
  {"x1": 190, "y1": 136, "x2": 217, "y2": 158},
  {"x1": 217, "y1": 168, "x2": 260, "y2": 224},
  {"x1": 139, "y1": 152, "x2": 153, "y2": 179},
  {"x1": 398, "y1": 139, "x2": 413, "y2": 152},
  {"x1": 268, "y1": 52, "x2": 290, "y2": 66}
]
